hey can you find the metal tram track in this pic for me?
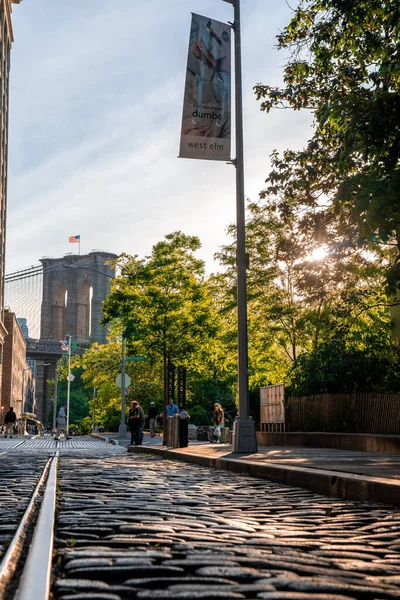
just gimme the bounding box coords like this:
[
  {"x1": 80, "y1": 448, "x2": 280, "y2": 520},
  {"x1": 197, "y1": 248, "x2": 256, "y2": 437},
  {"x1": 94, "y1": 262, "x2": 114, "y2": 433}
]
[{"x1": 0, "y1": 452, "x2": 58, "y2": 600}]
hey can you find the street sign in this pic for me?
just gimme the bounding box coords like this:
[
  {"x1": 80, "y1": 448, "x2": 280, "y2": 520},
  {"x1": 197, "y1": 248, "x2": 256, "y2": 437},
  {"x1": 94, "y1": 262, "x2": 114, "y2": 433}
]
[
  {"x1": 125, "y1": 356, "x2": 147, "y2": 362},
  {"x1": 116, "y1": 373, "x2": 131, "y2": 389}
]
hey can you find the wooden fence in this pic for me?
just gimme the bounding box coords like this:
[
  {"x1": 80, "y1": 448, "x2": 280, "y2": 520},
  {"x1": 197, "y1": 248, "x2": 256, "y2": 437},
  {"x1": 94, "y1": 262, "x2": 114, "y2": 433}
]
[{"x1": 286, "y1": 393, "x2": 400, "y2": 434}]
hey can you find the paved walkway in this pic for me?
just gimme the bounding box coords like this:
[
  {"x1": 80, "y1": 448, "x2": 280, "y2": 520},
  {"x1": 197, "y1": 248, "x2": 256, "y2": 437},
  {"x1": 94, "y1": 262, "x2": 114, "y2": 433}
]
[
  {"x1": 159, "y1": 443, "x2": 400, "y2": 480},
  {"x1": 122, "y1": 437, "x2": 400, "y2": 506}
]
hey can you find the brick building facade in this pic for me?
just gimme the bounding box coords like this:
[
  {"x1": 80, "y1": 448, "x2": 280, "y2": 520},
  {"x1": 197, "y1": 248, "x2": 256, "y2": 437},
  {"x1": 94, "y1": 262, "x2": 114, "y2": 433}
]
[
  {"x1": 2, "y1": 310, "x2": 33, "y2": 419},
  {"x1": 0, "y1": 0, "x2": 24, "y2": 412}
]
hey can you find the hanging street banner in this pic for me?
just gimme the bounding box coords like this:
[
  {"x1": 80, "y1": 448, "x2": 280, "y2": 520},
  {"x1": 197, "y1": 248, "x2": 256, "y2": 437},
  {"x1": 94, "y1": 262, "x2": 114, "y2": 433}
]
[{"x1": 179, "y1": 13, "x2": 231, "y2": 161}]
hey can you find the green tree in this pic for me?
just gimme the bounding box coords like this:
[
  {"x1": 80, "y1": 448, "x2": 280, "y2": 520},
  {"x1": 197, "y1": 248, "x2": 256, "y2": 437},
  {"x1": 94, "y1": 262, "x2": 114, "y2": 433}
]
[
  {"x1": 54, "y1": 361, "x2": 90, "y2": 425},
  {"x1": 78, "y1": 342, "x2": 122, "y2": 430},
  {"x1": 287, "y1": 335, "x2": 400, "y2": 397},
  {"x1": 102, "y1": 231, "x2": 221, "y2": 410},
  {"x1": 254, "y1": 0, "x2": 400, "y2": 290},
  {"x1": 214, "y1": 197, "x2": 393, "y2": 406},
  {"x1": 79, "y1": 341, "x2": 165, "y2": 430}
]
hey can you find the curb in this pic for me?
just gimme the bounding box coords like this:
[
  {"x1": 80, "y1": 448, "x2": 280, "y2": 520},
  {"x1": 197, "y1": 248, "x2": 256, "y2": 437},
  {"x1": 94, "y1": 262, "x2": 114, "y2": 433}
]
[
  {"x1": 89, "y1": 433, "x2": 119, "y2": 445},
  {"x1": 128, "y1": 445, "x2": 400, "y2": 507}
]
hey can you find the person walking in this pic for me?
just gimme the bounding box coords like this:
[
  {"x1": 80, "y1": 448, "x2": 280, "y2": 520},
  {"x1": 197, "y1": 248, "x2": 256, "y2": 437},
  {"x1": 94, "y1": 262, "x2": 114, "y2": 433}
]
[
  {"x1": 166, "y1": 398, "x2": 179, "y2": 417},
  {"x1": 4, "y1": 407, "x2": 17, "y2": 438},
  {"x1": 128, "y1": 400, "x2": 145, "y2": 445},
  {"x1": 147, "y1": 401, "x2": 158, "y2": 438},
  {"x1": 212, "y1": 402, "x2": 225, "y2": 443},
  {"x1": 55, "y1": 403, "x2": 69, "y2": 440}
]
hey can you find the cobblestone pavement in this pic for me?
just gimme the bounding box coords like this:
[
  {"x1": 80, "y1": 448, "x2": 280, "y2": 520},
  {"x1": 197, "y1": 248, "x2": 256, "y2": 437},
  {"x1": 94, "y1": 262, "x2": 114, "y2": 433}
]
[
  {"x1": 0, "y1": 439, "x2": 125, "y2": 564},
  {"x1": 53, "y1": 453, "x2": 400, "y2": 600},
  {"x1": 0, "y1": 454, "x2": 48, "y2": 561}
]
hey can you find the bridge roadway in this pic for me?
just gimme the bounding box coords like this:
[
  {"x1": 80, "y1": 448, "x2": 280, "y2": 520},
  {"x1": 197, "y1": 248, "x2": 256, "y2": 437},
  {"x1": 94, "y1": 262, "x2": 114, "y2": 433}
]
[{"x1": 1, "y1": 436, "x2": 400, "y2": 599}]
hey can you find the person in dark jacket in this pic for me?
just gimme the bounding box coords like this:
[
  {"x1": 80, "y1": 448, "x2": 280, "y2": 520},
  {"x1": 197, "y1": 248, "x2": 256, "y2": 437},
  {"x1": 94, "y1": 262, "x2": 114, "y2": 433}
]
[
  {"x1": 4, "y1": 407, "x2": 17, "y2": 438},
  {"x1": 128, "y1": 400, "x2": 145, "y2": 445},
  {"x1": 147, "y1": 401, "x2": 158, "y2": 437}
]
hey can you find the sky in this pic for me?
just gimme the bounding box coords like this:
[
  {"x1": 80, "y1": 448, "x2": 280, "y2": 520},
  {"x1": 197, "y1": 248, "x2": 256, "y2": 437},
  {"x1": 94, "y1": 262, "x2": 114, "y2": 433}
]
[{"x1": 7, "y1": 0, "x2": 312, "y2": 275}]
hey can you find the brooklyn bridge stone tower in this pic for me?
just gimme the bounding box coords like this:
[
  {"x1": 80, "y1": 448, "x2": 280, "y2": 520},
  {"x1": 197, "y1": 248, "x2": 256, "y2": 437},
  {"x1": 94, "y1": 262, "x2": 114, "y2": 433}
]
[{"x1": 40, "y1": 251, "x2": 117, "y2": 344}]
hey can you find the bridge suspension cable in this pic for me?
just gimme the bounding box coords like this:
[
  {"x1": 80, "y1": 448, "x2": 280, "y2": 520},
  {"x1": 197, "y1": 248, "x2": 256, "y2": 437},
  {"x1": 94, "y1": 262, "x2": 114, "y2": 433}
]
[{"x1": 4, "y1": 264, "x2": 44, "y2": 338}]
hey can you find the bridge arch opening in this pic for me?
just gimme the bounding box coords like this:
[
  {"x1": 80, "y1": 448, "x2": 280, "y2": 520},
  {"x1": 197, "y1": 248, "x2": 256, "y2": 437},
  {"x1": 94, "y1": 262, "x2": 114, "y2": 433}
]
[
  {"x1": 77, "y1": 279, "x2": 92, "y2": 342},
  {"x1": 53, "y1": 282, "x2": 67, "y2": 340}
]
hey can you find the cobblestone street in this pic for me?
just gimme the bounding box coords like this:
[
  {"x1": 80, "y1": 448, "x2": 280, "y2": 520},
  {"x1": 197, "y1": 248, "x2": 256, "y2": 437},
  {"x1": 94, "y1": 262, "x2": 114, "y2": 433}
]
[
  {"x1": 52, "y1": 451, "x2": 400, "y2": 600},
  {"x1": 0, "y1": 454, "x2": 48, "y2": 561}
]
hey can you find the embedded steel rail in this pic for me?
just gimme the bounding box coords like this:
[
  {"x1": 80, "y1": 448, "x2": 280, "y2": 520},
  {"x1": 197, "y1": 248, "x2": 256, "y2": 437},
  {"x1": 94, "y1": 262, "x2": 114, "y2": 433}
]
[
  {"x1": 16, "y1": 453, "x2": 59, "y2": 600},
  {"x1": 0, "y1": 453, "x2": 58, "y2": 600},
  {"x1": 0, "y1": 456, "x2": 52, "y2": 596}
]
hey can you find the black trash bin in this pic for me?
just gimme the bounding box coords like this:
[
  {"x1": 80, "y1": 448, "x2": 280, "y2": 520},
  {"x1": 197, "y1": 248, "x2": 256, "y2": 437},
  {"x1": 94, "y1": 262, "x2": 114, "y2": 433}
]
[{"x1": 179, "y1": 411, "x2": 189, "y2": 447}]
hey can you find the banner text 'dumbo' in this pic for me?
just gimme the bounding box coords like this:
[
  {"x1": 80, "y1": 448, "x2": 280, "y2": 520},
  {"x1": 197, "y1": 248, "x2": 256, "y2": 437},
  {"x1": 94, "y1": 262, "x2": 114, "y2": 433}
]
[{"x1": 179, "y1": 13, "x2": 231, "y2": 162}]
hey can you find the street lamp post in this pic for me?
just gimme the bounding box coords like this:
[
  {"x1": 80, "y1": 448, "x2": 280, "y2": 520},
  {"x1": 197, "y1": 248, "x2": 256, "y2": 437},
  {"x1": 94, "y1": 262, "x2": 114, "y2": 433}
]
[
  {"x1": 66, "y1": 334, "x2": 72, "y2": 434},
  {"x1": 223, "y1": 0, "x2": 257, "y2": 453},
  {"x1": 118, "y1": 336, "x2": 128, "y2": 439},
  {"x1": 92, "y1": 386, "x2": 96, "y2": 432}
]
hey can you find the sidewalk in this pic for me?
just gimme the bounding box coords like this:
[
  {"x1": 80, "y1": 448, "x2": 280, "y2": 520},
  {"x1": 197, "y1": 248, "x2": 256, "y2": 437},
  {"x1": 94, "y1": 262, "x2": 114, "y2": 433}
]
[{"x1": 125, "y1": 438, "x2": 400, "y2": 507}]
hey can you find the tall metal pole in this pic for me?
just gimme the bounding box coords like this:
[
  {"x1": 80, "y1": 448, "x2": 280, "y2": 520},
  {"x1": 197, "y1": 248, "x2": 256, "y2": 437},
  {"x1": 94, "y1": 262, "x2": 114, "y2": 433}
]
[
  {"x1": 226, "y1": 0, "x2": 257, "y2": 453},
  {"x1": 92, "y1": 386, "x2": 96, "y2": 432},
  {"x1": 53, "y1": 371, "x2": 58, "y2": 431},
  {"x1": 21, "y1": 372, "x2": 25, "y2": 416},
  {"x1": 118, "y1": 335, "x2": 128, "y2": 438},
  {"x1": 66, "y1": 335, "x2": 72, "y2": 435}
]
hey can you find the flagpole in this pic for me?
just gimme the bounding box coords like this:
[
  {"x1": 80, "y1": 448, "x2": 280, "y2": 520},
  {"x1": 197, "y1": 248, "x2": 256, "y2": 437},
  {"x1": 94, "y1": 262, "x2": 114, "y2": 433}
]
[{"x1": 66, "y1": 334, "x2": 72, "y2": 435}]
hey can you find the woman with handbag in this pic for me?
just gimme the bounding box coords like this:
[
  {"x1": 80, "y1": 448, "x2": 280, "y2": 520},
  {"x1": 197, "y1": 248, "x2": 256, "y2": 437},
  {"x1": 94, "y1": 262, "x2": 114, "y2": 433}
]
[{"x1": 212, "y1": 403, "x2": 224, "y2": 443}]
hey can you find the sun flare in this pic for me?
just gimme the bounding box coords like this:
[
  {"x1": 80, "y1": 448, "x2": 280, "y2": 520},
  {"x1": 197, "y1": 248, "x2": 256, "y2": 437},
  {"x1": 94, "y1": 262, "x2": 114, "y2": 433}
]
[{"x1": 310, "y1": 246, "x2": 327, "y2": 261}]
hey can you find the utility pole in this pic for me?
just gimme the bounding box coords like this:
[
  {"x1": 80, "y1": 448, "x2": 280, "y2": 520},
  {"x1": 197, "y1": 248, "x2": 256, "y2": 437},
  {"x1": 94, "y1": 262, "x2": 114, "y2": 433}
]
[
  {"x1": 66, "y1": 334, "x2": 72, "y2": 434},
  {"x1": 53, "y1": 370, "x2": 58, "y2": 431},
  {"x1": 92, "y1": 386, "x2": 96, "y2": 432},
  {"x1": 223, "y1": 0, "x2": 257, "y2": 453},
  {"x1": 118, "y1": 336, "x2": 128, "y2": 438}
]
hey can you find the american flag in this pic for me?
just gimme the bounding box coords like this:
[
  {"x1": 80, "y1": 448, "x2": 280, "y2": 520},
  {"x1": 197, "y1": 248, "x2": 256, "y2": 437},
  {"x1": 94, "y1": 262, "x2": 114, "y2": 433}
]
[
  {"x1": 59, "y1": 340, "x2": 69, "y2": 352},
  {"x1": 69, "y1": 235, "x2": 80, "y2": 243}
]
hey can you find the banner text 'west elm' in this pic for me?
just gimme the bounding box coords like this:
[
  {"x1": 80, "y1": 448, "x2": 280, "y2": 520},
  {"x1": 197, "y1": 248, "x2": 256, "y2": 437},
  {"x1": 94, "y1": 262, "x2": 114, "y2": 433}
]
[{"x1": 179, "y1": 14, "x2": 231, "y2": 162}]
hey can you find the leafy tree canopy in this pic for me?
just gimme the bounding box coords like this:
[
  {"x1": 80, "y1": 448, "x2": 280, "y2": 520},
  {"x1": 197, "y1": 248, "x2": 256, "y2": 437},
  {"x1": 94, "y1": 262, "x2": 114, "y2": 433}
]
[
  {"x1": 287, "y1": 335, "x2": 400, "y2": 396},
  {"x1": 215, "y1": 199, "x2": 391, "y2": 385},
  {"x1": 254, "y1": 0, "x2": 400, "y2": 291},
  {"x1": 102, "y1": 231, "x2": 219, "y2": 369}
]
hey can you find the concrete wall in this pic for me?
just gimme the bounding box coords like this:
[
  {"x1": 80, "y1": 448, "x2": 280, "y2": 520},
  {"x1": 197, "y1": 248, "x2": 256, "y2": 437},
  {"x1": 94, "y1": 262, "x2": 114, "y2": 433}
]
[{"x1": 257, "y1": 431, "x2": 400, "y2": 454}]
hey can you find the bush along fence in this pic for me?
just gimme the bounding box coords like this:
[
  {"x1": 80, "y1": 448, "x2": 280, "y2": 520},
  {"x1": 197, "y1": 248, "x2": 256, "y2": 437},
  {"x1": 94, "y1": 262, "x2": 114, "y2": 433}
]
[{"x1": 285, "y1": 393, "x2": 400, "y2": 434}]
